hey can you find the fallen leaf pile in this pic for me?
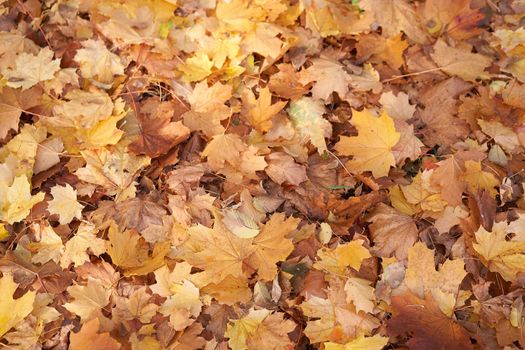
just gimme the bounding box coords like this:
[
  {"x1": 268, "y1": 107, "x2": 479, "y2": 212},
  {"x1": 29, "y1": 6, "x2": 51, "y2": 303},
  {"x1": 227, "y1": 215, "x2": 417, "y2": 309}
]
[{"x1": 1, "y1": 0, "x2": 525, "y2": 349}]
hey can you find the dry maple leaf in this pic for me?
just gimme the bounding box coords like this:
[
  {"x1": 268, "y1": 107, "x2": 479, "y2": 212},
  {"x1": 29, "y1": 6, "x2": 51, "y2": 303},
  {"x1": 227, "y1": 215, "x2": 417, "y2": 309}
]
[
  {"x1": 268, "y1": 63, "x2": 309, "y2": 100},
  {"x1": 299, "y1": 58, "x2": 350, "y2": 101},
  {"x1": 379, "y1": 91, "x2": 416, "y2": 121},
  {"x1": 242, "y1": 86, "x2": 287, "y2": 132},
  {"x1": 0, "y1": 273, "x2": 36, "y2": 337},
  {"x1": 430, "y1": 39, "x2": 491, "y2": 82},
  {"x1": 478, "y1": 119, "x2": 520, "y2": 153},
  {"x1": 301, "y1": 277, "x2": 380, "y2": 344},
  {"x1": 63, "y1": 277, "x2": 112, "y2": 322},
  {"x1": 462, "y1": 160, "x2": 500, "y2": 198},
  {"x1": 245, "y1": 312, "x2": 296, "y2": 350},
  {"x1": 388, "y1": 291, "x2": 473, "y2": 350},
  {"x1": 287, "y1": 96, "x2": 332, "y2": 154},
  {"x1": 180, "y1": 218, "x2": 256, "y2": 284},
  {"x1": 0, "y1": 87, "x2": 42, "y2": 139},
  {"x1": 247, "y1": 212, "x2": 300, "y2": 281},
  {"x1": 314, "y1": 240, "x2": 372, "y2": 276},
  {"x1": 1, "y1": 47, "x2": 60, "y2": 89},
  {"x1": 60, "y1": 222, "x2": 106, "y2": 268},
  {"x1": 0, "y1": 175, "x2": 45, "y2": 224},
  {"x1": 334, "y1": 109, "x2": 400, "y2": 178},
  {"x1": 183, "y1": 81, "x2": 232, "y2": 137},
  {"x1": 29, "y1": 223, "x2": 64, "y2": 265},
  {"x1": 364, "y1": 0, "x2": 429, "y2": 44},
  {"x1": 367, "y1": 203, "x2": 418, "y2": 260},
  {"x1": 225, "y1": 308, "x2": 271, "y2": 350},
  {"x1": 264, "y1": 152, "x2": 307, "y2": 186},
  {"x1": 106, "y1": 223, "x2": 148, "y2": 269},
  {"x1": 128, "y1": 98, "x2": 190, "y2": 158},
  {"x1": 69, "y1": 318, "x2": 121, "y2": 350},
  {"x1": 47, "y1": 184, "x2": 84, "y2": 225},
  {"x1": 473, "y1": 221, "x2": 525, "y2": 282},
  {"x1": 404, "y1": 242, "x2": 467, "y2": 316},
  {"x1": 324, "y1": 334, "x2": 389, "y2": 350},
  {"x1": 74, "y1": 39, "x2": 125, "y2": 83}
]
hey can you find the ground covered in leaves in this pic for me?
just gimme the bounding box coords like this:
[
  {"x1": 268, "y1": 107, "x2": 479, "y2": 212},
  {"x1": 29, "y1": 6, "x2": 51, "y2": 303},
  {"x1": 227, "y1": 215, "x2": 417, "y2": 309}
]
[{"x1": 1, "y1": 0, "x2": 525, "y2": 349}]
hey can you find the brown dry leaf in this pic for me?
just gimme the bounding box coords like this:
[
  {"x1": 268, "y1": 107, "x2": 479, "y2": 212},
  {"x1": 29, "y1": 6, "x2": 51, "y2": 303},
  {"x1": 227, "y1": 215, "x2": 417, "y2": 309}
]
[
  {"x1": 364, "y1": 0, "x2": 429, "y2": 44},
  {"x1": 388, "y1": 291, "x2": 473, "y2": 350},
  {"x1": 430, "y1": 39, "x2": 491, "y2": 82},
  {"x1": 379, "y1": 91, "x2": 416, "y2": 121},
  {"x1": 265, "y1": 152, "x2": 307, "y2": 186},
  {"x1": 69, "y1": 318, "x2": 121, "y2": 350},
  {"x1": 246, "y1": 312, "x2": 296, "y2": 349},
  {"x1": 128, "y1": 99, "x2": 190, "y2": 158},
  {"x1": 299, "y1": 58, "x2": 350, "y2": 101},
  {"x1": 368, "y1": 203, "x2": 418, "y2": 260},
  {"x1": 268, "y1": 63, "x2": 309, "y2": 100},
  {"x1": 0, "y1": 87, "x2": 41, "y2": 139},
  {"x1": 431, "y1": 156, "x2": 467, "y2": 206}
]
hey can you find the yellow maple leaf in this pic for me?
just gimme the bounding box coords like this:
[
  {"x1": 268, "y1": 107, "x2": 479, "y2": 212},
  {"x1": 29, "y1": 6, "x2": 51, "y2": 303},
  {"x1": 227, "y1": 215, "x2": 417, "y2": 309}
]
[
  {"x1": 74, "y1": 39, "x2": 125, "y2": 83},
  {"x1": 0, "y1": 274, "x2": 36, "y2": 337},
  {"x1": 247, "y1": 213, "x2": 300, "y2": 281},
  {"x1": 314, "y1": 240, "x2": 371, "y2": 276},
  {"x1": 0, "y1": 175, "x2": 44, "y2": 224},
  {"x1": 401, "y1": 170, "x2": 447, "y2": 213},
  {"x1": 1, "y1": 48, "x2": 60, "y2": 90},
  {"x1": 404, "y1": 242, "x2": 467, "y2": 316},
  {"x1": 463, "y1": 160, "x2": 500, "y2": 197},
  {"x1": 242, "y1": 87, "x2": 286, "y2": 132},
  {"x1": 106, "y1": 223, "x2": 148, "y2": 269},
  {"x1": 473, "y1": 221, "x2": 525, "y2": 282},
  {"x1": 225, "y1": 308, "x2": 271, "y2": 350},
  {"x1": 245, "y1": 312, "x2": 296, "y2": 349},
  {"x1": 64, "y1": 277, "x2": 111, "y2": 323},
  {"x1": 29, "y1": 223, "x2": 64, "y2": 264},
  {"x1": 335, "y1": 109, "x2": 400, "y2": 178},
  {"x1": 180, "y1": 218, "x2": 256, "y2": 284},
  {"x1": 47, "y1": 184, "x2": 84, "y2": 225},
  {"x1": 324, "y1": 334, "x2": 389, "y2": 350},
  {"x1": 60, "y1": 222, "x2": 106, "y2": 268},
  {"x1": 179, "y1": 52, "x2": 214, "y2": 82},
  {"x1": 183, "y1": 81, "x2": 232, "y2": 137},
  {"x1": 159, "y1": 279, "x2": 202, "y2": 330}
]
